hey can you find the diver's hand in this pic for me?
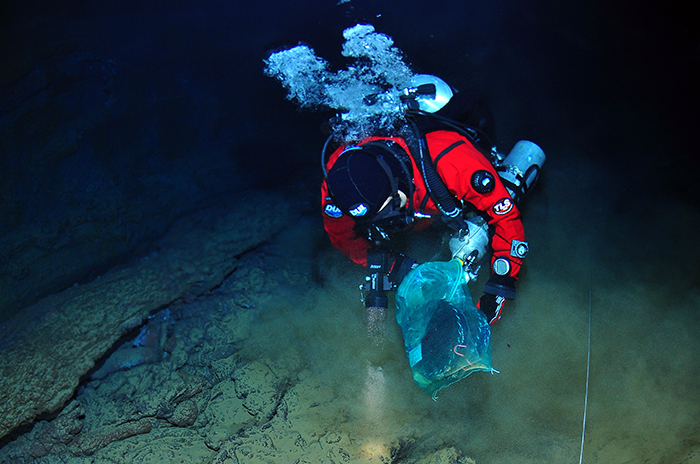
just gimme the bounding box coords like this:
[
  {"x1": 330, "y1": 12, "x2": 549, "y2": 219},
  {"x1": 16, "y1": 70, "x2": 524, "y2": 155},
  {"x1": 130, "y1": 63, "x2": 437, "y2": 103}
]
[
  {"x1": 478, "y1": 293, "x2": 507, "y2": 325},
  {"x1": 387, "y1": 254, "x2": 417, "y2": 286},
  {"x1": 479, "y1": 273, "x2": 516, "y2": 324}
]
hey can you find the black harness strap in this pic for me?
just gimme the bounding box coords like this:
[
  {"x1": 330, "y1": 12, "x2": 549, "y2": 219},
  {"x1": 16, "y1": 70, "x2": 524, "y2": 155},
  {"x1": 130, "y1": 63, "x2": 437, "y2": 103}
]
[{"x1": 434, "y1": 140, "x2": 466, "y2": 166}]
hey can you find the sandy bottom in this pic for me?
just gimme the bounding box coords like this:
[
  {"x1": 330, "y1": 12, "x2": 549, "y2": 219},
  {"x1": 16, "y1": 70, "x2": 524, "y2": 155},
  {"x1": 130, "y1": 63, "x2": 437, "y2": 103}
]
[{"x1": 2, "y1": 153, "x2": 700, "y2": 463}]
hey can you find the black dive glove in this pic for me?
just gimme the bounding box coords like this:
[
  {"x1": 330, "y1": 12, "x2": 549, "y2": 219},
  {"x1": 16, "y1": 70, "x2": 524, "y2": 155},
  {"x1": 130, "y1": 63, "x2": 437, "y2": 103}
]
[
  {"x1": 387, "y1": 254, "x2": 418, "y2": 286},
  {"x1": 478, "y1": 274, "x2": 516, "y2": 325},
  {"x1": 367, "y1": 251, "x2": 417, "y2": 287},
  {"x1": 364, "y1": 252, "x2": 417, "y2": 310}
]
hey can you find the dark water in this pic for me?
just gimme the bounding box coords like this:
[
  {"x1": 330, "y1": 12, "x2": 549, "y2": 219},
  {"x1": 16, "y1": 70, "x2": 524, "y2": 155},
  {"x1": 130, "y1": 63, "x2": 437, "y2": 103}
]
[{"x1": 1, "y1": 0, "x2": 699, "y2": 462}]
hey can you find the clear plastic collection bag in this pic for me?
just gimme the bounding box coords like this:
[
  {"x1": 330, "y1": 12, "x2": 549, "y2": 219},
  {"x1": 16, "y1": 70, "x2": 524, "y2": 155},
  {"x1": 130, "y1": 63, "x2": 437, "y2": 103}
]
[{"x1": 395, "y1": 259, "x2": 496, "y2": 397}]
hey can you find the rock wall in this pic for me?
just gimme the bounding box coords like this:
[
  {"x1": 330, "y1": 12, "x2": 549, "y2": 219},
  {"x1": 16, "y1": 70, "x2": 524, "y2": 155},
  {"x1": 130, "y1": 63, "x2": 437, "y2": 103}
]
[
  {"x1": 0, "y1": 40, "x2": 243, "y2": 321},
  {"x1": 0, "y1": 189, "x2": 304, "y2": 441}
]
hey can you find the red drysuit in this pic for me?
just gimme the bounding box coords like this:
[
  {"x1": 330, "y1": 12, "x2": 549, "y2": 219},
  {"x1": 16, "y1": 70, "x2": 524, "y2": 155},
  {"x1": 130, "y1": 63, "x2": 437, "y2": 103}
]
[{"x1": 321, "y1": 130, "x2": 525, "y2": 279}]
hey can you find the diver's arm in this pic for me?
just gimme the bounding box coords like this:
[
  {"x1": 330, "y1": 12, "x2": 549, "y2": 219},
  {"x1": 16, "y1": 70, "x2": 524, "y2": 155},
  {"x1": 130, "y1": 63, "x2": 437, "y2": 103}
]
[
  {"x1": 321, "y1": 182, "x2": 371, "y2": 266},
  {"x1": 432, "y1": 132, "x2": 525, "y2": 279}
]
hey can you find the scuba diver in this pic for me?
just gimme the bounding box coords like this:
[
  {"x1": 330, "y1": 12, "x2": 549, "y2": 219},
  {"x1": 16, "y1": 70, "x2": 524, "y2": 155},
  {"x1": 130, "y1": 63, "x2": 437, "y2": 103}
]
[{"x1": 321, "y1": 75, "x2": 544, "y2": 324}]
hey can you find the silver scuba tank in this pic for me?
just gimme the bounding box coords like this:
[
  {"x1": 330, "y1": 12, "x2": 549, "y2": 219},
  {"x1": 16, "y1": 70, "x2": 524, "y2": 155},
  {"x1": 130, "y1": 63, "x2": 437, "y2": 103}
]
[{"x1": 497, "y1": 140, "x2": 546, "y2": 203}]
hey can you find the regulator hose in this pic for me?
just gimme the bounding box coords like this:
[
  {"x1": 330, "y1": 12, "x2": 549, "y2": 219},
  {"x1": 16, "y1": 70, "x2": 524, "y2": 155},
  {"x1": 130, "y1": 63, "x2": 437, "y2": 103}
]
[{"x1": 407, "y1": 119, "x2": 464, "y2": 226}]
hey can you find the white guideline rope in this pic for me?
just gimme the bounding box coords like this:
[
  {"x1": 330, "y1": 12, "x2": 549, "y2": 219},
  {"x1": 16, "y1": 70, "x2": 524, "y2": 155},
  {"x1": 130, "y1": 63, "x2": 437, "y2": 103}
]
[{"x1": 578, "y1": 279, "x2": 592, "y2": 463}]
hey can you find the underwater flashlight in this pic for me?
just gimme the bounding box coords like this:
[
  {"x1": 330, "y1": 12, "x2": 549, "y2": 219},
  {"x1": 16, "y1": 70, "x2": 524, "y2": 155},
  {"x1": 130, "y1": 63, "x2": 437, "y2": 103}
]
[{"x1": 360, "y1": 251, "x2": 394, "y2": 310}]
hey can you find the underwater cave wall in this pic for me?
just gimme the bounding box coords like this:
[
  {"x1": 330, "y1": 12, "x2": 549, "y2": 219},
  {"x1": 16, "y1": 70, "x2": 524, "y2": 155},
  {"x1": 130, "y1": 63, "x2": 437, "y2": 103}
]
[{"x1": 0, "y1": 6, "x2": 291, "y2": 321}]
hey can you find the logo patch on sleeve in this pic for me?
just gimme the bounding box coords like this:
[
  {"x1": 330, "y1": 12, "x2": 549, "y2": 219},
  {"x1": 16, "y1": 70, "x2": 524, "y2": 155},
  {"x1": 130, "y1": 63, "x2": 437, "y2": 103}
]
[
  {"x1": 349, "y1": 203, "x2": 368, "y2": 217},
  {"x1": 324, "y1": 204, "x2": 343, "y2": 218},
  {"x1": 493, "y1": 197, "x2": 514, "y2": 215}
]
